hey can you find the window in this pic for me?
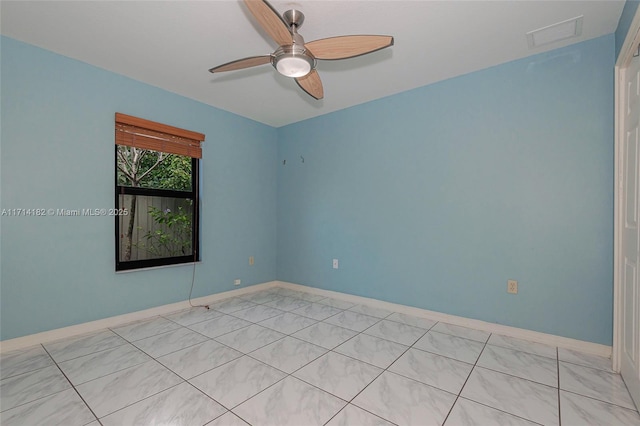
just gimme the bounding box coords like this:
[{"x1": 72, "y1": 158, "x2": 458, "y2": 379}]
[{"x1": 115, "y1": 113, "x2": 204, "y2": 271}]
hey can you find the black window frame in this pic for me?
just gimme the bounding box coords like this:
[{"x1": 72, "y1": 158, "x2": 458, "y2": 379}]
[{"x1": 115, "y1": 150, "x2": 200, "y2": 271}]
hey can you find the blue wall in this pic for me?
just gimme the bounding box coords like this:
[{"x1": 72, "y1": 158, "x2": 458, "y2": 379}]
[
  {"x1": 1, "y1": 34, "x2": 616, "y2": 345},
  {"x1": 0, "y1": 37, "x2": 278, "y2": 340},
  {"x1": 277, "y1": 35, "x2": 615, "y2": 345}
]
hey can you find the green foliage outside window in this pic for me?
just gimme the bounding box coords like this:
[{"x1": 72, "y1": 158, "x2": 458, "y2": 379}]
[
  {"x1": 117, "y1": 146, "x2": 193, "y2": 261},
  {"x1": 138, "y1": 204, "x2": 193, "y2": 257}
]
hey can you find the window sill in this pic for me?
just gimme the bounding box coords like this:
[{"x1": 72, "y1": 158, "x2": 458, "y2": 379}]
[{"x1": 115, "y1": 261, "x2": 202, "y2": 274}]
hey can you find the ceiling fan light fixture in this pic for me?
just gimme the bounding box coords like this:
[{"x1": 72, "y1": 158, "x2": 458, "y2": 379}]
[
  {"x1": 275, "y1": 55, "x2": 312, "y2": 77},
  {"x1": 272, "y1": 46, "x2": 316, "y2": 78}
]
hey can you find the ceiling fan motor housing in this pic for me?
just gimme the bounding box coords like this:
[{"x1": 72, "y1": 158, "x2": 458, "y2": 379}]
[{"x1": 271, "y1": 17, "x2": 316, "y2": 78}]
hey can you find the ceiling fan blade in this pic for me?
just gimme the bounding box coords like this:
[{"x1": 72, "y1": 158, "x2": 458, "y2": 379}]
[
  {"x1": 305, "y1": 35, "x2": 394, "y2": 60},
  {"x1": 244, "y1": 0, "x2": 292, "y2": 47},
  {"x1": 209, "y1": 55, "x2": 272, "y2": 73},
  {"x1": 295, "y1": 70, "x2": 324, "y2": 100}
]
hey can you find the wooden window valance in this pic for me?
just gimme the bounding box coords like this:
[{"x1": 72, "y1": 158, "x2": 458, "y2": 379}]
[{"x1": 115, "y1": 113, "x2": 205, "y2": 159}]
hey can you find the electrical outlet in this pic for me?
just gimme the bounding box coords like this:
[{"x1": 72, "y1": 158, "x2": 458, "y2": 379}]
[
  {"x1": 332, "y1": 259, "x2": 339, "y2": 269},
  {"x1": 249, "y1": 256, "x2": 254, "y2": 266},
  {"x1": 234, "y1": 279, "x2": 241, "y2": 286},
  {"x1": 507, "y1": 279, "x2": 518, "y2": 294}
]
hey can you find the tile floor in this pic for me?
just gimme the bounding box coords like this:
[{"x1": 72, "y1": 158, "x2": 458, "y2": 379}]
[{"x1": 1, "y1": 286, "x2": 639, "y2": 425}]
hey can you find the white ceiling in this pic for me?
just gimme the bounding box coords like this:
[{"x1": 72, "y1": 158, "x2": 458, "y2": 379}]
[{"x1": 1, "y1": 1, "x2": 625, "y2": 127}]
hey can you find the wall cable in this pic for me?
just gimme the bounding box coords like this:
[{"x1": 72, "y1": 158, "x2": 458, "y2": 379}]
[
  {"x1": 188, "y1": 248, "x2": 209, "y2": 309},
  {"x1": 188, "y1": 175, "x2": 208, "y2": 309}
]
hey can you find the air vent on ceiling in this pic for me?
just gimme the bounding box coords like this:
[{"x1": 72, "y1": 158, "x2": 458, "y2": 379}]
[{"x1": 526, "y1": 16, "x2": 583, "y2": 49}]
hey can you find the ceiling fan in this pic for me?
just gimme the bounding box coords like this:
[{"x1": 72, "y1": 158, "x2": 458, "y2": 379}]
[{"x1": 209, "y1": 0, "x2": 394, "y2": 100}]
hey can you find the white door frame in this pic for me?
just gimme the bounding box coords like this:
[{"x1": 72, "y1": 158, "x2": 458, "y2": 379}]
[{"x1": 614, "y1": 7, "x2": 640, "y2": 373}]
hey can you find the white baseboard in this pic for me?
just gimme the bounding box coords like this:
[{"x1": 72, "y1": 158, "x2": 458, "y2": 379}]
[
  {"x1": 1, "y1": 279, "x2": 611, "y2": 359},
  {"x1": 276, "y1": 281, "x2": 612, "y2": 358},
  {"x1": 0, "y1": 281, "x2": 279, "y2": 354}
]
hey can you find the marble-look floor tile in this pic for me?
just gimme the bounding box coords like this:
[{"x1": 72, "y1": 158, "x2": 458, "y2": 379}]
[
  {"x1": 229, "y1": 305, "x2": 285, "y2": 323},
  {"x1": 477, "y1": 345, "x2": 557, "y2": 387},
  {"x1": 487, "y1": 334, "x2": 556, "y2": 359},
  {"x1": 132, "y1": 327, "x2": 208, "y2": 358},
  {"x1": 270, "y1": 288, "x2": 301, "y2": 297},
  {"x1": 0, "y1": 345, "x2": 53, "y2": 379},
  {"x1": 353, "y1": 371, "x2": 456, "y2": 426},
  {"x1": 445, "y1": 397, "x2": 538, "y2": 426},
  {"x1": 385, "y1": 312, "x2": 437, "y2": 330},
  {"x1": 187, "y1": 314, "x2": 252, "y2": 338},
  {"x1": 414, "y1": 331, "x2": 485, "y2": 364},
  {"x1": 58, "y1": 343, "x2": 150, "y2": 385},
  {"x1": 363, "y1": 319, "x2": 427, "y2": 346},
  {"x1": 288, "y1": 290, "x2": 326, "y2": 302},
  {"x1": 295, "y1": 292, "x2": 328, "y2": 303},
  {"x1": 431, "y1": 322, "x2": 490, "y2": 343},
  {"x1": 334, "y1": 333, "x2": 408, "y2": 369},
  {"x1": 250, "y1": 336, "x2": 327, "y2": 374},
  {"x1": 208, "y1": 412, "x2": 250, "y2": 426},
  {"x1": 264, "y1": 296, "x2": 312, "y2": 312},
  {"x1": 294, "y1": 351, "x2": 382, "y2": 401},
  {"x1": 215, "y1": 324, "x2": 285, "y2": 353},
  {"x1": 111, "y1": 317, "x2": 181, "y2": 342},
  {"x1": 75, "y1": 360, "x2": 182, "y2": 418},
  {"x1": 190, "y1": 356, "x2": 285, "y2": 409},
  {"x1": 316, "y1": 298, "x2": 355, "y2": 310},
  {"x1": 460, "y1": 367, "x2": 558, "y2": 425},
  {"x1": 162, "y1": 307, "x2": 224, "y2": 326},
  {"x1": 257, "y1": 312, "x2": 317, "y2": 335},
  {"x1": 157, "y1": 340, "x2": 243, "y2": 379},
  {"x1": 0, "y1": 365, "x2": 71, "y2": 411},
  {"x1": 0, "y1": 388, "x2": 95, "y2": 426},
  {"x1": 291, "y1": 302, "x2": 344, "y2": 321},
  {"x1": 234, "y1": 376, "x2": 346, "y2": 426},
  {"x1": 323, "y1": 311, "x2": 381, "y2": 332},
  {"x1": 558, "y1": 347, "x2": 613, "y2": 372},
  {"x1": 559, "y1": 361, "x2": 636, "y2": 410},
  {"x1": 347, "y1": 304, "x2": 393, "y2": 319},
  {"x1": 388, "y1": 348, "x2": 473, "y2": 394},
  {"x1": 209, "y1": 297, "x2": 257, "y2": 314},
  {"x1": 100, "y1": 382, "x2": 226, "y2": 426},
  {"x1": 291, "y1": 322, "x2": 358, "y2": 350},
  {"x1": 238, "y1": 291, "x2": 282, "y2": 304},
  {"x1": 44, "y1": 330, "x2": 127, "y2": 363},
  {"x1": 560, "y1": 390, "x2": 640, "y2": 426},
  {"x1": 326, "y1": 404, "x2": 394, "y2": 426}
]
